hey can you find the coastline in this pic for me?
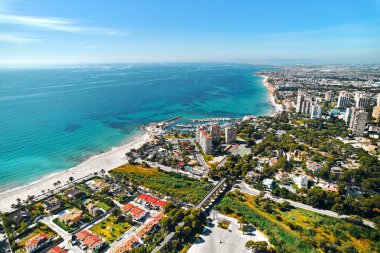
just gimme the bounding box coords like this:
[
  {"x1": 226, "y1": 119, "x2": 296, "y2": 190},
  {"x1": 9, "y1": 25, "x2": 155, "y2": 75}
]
[
  {"x1": 0, "y1": 74, "x2": 276, "y2": 213},
  {"x1": 259, "y1": 74, "x2": 284, "y2": 115},
  {"x1": 0, "y1": 129, "x2": 151, "y2": 212}
]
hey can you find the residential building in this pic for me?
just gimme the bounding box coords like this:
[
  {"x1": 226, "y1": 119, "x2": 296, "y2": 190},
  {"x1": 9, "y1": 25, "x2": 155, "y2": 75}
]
[
  {"x1": 337, "y1": 91, "x2": 350, "y2": 108},
  {"x1": 349, "y1": 108, "x2": 368, "y2": 136},
  {"x1": 210, "y1": 124, "x2": 221, "y2": 141},
  {"x1": 58, "y1": 208, "x2": 83, "y2": 226},
  {"x1": 377, "y1": 93, "x2": 380, "y2": 106},
  {"x1": 344, "y1": 107, "x2": 353, "y2": 123},
  {"x1": 262, "y1": 178, "x2": 274, "y2": 189},
  {"x1": 293, "y1": 175, "x2": 308, "y2": 188},
  {"x1": 47, "y1": 246, "x2": 68, "y2": 253},
  {"x1": 225, "y1": 126, "x2": 237, "y2": 144},
  {"x1": 25, "y1": 234, "x2": 51, "y2": 253},
  {"x1": 324, "y1": 91, "x2": 332, "y2": 102},
  {"x1": 196, "y1": 125, "x2": 213, "y2": 154},
  {"x1": 137, "y1": 193, "x2": 167, "y2": 209},
  {"x1": 43, "y1": 196, "x2": 61, "y2": 213},
  {"x1": 355, "y1": 93, "x2": 371, "y2": 109},
  {"x1": 306, "y1": 160, "x2": 322, "y2": 174},
  {"x1": 122, "y1": 203, "x2": 147, "y2": 221},
  {"x1": 86, "y1": 203, "x2": 102, "y2": 217},
  {"x1": 310, "y1": 104, "x2": 322, "y2": 119},
  {"x1": 134, "y1": 213, "x2": 165, "y2": 240},
  {"x1": 76, "y1": 230, "x2": 105, "y2": 252},
  {"x1": 296, "y1": 89, "x2": 305, "y2": 113},
  {"x1": 372, "y1": 105, "x2": 380, "y2": 122},
  {"x1": 110, "y1": 235, "x2": 139, "y2": 253},
  {"x1": 66, "y1": 187, "x2": 86, "y2": 199}
]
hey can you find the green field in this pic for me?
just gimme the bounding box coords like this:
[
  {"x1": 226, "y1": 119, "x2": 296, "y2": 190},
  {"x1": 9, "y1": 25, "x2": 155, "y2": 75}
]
[
  {"x1": 110, "y1": 164, "x2": 212, "y2": 204},
  {"x1": 96, "y1": 201, "x2": 111, "y2": 211},
  {"x1": 90, "y1": 215, "x2": 132, "y2": 243},
  {"x1": 14, "y1": 224, "x2": 57, "y2": 253},
  {"x1": 217, "y1": 191, "x2": 380, "y2": 253}
]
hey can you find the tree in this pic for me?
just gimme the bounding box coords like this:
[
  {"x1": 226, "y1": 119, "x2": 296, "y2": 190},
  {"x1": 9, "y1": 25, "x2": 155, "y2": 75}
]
[
  {"x1": 245, "y1": 240, "x2": 269, "y2": 253},
  {"x1": 69, "y1": 176, "x2": 74, "y2": 184}
]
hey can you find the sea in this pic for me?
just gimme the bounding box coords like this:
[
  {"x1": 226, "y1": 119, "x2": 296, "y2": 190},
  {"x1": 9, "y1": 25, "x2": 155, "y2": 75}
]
[{"x1": 0, "y1": 63, "x2": 272, "y2": 192}]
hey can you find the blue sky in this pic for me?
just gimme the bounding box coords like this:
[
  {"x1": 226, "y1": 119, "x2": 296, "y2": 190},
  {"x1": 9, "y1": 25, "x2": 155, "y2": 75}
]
[{"x1": 0, "y1": 0, "x2": 380, "y2": 65}]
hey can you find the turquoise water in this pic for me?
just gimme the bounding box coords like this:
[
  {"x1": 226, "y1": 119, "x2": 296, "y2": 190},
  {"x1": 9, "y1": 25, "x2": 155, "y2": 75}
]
[{"x1": 0, "y1": 63, "x2": 272, "y2": 191}]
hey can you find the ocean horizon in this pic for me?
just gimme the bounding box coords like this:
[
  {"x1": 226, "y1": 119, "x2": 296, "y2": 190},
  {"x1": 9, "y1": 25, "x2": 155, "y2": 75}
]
[{"x1": 0, "y1": 63, "x2": 273, "y2": 192}]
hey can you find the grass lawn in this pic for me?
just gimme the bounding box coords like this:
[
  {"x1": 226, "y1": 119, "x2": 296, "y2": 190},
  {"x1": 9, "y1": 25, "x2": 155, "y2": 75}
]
[
  {"x1": 217, "y1": 191, "x2": 380, "y2": 253},
  {"x1": 14, "y1": 224, "x2": 57, "y2": 253},
  {"x1": 96, "y1": 201, "x2": 111, "y2": 211},
  {"x1": 53, "y1": 219, "x2": 77, "y2": 233},
  {"x1": 110, "y1": 164, "x2": 212, "y2": 204},
  {"x1": 90, "y1": 215, "x2": 132, "y2": 243}
]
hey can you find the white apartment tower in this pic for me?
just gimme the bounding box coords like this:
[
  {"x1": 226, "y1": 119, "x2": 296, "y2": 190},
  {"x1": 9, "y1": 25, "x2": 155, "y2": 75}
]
[
  {"x1": 225, "y1": 126, "x2": 237, "y2": 144},
  {"x1": 310, "y1": 104, "x2": 322, "y2": 119},
  {"x1": 324, "y1": 91, "x2": 332, "y2": 102},
  {"x1": 337, "y1": 91, "x2": 350, "y2": 108},
  {"x1": 296, "y1": 89, "x2": 305, "y2": 113},
  {"x1": 349, "y1": 108, "x2": 368, "y2": 136},
  {"x1": 355, "y1": 93, "x2": 371, "y2": 109},
  {"x1": 196, "y1": 126, "x2": 212, "y2": 154}
]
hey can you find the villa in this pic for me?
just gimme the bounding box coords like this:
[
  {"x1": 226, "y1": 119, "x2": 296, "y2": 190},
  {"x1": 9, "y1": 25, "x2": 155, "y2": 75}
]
[
  {"x1": 43, "y1": 196, "x2": 62, "y2": 213},
  {"x1": 59, "y1": 208, "x2": 83, "y2": 226},
  {"x1": 25, "y1": 234, "x2": 51, "y2": 253}
]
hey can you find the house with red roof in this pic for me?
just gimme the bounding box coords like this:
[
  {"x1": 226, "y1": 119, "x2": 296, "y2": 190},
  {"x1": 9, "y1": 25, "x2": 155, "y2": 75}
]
[
  {"x1": 136, "y1": 194, "x2": 167, "y2": 209},
  {"x1": 47, "y1": 246, "x2": 68, "y2": 253},
  {"x1": 122, "y1": 203, "x2": 147, "y2": 221},
  {"x1": 75, "y1": 230, "x2": 105, "y2": 252},
  {"x1": 110, "y1": 235, "x2": 139, "y2": 253},
  {"x1": 25, "y1": 234, "x2": 51, "y2": 253}
]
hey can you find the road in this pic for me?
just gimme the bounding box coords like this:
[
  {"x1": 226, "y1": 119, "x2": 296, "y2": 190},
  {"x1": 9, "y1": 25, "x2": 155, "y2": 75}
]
[
  {"x1": 152, "y1": 222, "x2": 184, "y2": 253},
  {"x1": 235, "y1": 182, "x2": 376, "y2": 229}
]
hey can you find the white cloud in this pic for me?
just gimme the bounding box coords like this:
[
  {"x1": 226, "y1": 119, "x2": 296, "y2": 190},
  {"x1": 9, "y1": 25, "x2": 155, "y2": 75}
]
[
  {"x1": 0, "y1": 33, "x2": 37, "y2": 43},
  {"x1": 0, "y1": 13, "x2": 122, "y2": 35}
]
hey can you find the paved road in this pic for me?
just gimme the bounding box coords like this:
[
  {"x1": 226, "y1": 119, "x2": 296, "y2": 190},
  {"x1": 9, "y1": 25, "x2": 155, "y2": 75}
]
[
  {"x1": 152, "y1": 222, "x2": 184, "y2": 253},
  {"x1": 235, "y1": 182, "x2": 376, "y2": 229}
]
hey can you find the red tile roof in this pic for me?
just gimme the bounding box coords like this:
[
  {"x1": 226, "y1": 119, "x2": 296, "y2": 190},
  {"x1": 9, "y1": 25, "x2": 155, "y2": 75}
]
[
  {"x1": 154, "y1": 200, "x2": 167, "y2": 207},
  {"x1": 76, "y1": 230, "x2": 92, "y2": 241},
  {"x1": 25, "y1": 234, "x2": 50, "y2": 248},
  {"x1": 122, "y1": 203, "x2": 135, "y2": 212},
  {"x1": 47, "y1": 246, "x2": 68, "y2": 253},
  {"x1": 76, "y1": 230, "x2": 104, "y2": 250}
]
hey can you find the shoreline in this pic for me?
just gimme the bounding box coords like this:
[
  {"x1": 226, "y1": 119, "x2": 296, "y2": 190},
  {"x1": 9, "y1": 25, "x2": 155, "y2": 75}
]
[
  {"x1": 0, "y1": 75, "x2": 276, "y2": 212},
  {"x1": 0, "y1": 129, "x2": 151, "y2": 212},
  {"x1": 258, "y1": 74, "x2": 284, "y2": 115}
]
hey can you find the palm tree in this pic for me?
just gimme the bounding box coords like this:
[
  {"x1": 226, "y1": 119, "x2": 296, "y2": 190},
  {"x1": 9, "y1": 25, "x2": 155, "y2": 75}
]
[
  {"x1": 69, "y1": 176, "x2": 74, "y2": 184},
  {"x1": 57, "y1": 180, "x2": 61, "y2": 187},
  {"x1": 53, "y1": 182, "x2": 58, "y2": 188},
  {"x1": 100, "y1": 169, "x2": 105, "y2": 177}
]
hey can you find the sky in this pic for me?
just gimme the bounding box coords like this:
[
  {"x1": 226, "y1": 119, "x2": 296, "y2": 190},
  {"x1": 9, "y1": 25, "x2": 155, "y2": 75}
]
[{"x1": 0, "y1": 0, "x2": 380, "y2": 65}]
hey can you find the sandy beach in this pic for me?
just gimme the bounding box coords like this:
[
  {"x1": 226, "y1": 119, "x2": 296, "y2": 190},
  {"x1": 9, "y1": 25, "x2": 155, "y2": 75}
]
[
  {"x1": 0, "y1": 131, "x2": 151, "y2": 212},
  {"x1": 259, "y1": 75, "x2": 284, "y2": 115}
]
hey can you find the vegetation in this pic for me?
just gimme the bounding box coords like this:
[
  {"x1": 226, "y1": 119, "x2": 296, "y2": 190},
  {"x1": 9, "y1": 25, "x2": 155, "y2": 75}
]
[
  {"x1": 90, "y1": 215, "x2": 132, "y2": 243},
  {"x1": 110, "y1": 164, "x2": 212, "y2": 204},
  {"x1": 217, "y1": 220, "x2": 230, "y2": 230},
  {"x1": 217, "y1": 191, "x2": 380, "y2": 253},
  {"x1": 10, "y1": 223, "x2": 57, "y2": 252}
]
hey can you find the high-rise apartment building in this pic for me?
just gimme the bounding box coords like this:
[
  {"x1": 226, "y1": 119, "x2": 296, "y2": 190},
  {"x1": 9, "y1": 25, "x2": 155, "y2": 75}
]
[
  {"x1": 349, "y1": 108, "x2": 368, "y2": 136},
  {"x1": 225, "y1": 126, "x2": 237, "y2": 144},
  {"x1": 337, "y1": 91, "x2": 351, "y2": 108}
]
